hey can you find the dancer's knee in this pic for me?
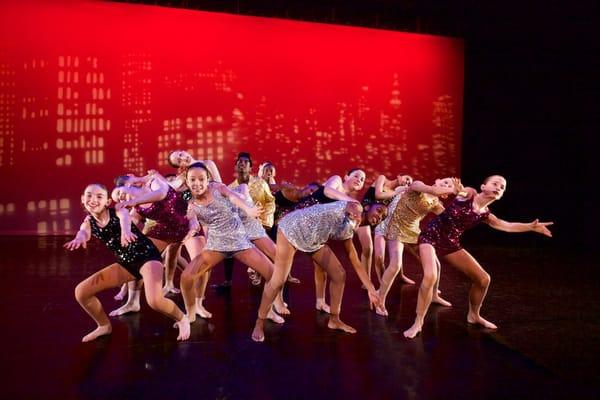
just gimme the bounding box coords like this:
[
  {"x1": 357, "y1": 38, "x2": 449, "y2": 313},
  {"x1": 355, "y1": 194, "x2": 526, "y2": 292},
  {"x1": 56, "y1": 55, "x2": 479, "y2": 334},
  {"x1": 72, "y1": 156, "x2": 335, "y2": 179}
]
[
  {"x1": 476, "y1": 272, "x2": 491, "y2": 289},
  {"x1": 74, "y1": 282, "x2": 88, "y2": 304},
  {"x1": 421, "y1": 271, "x2": 438, "y2": 289}
]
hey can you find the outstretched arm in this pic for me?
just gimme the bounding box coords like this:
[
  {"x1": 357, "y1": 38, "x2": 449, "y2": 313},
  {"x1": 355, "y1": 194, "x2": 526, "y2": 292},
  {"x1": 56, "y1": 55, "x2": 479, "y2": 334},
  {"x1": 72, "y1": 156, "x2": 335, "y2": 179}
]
[
  {"x1": 486, "y1": 213, "x2": 553, "y2": 237},
  {"x1": 213, "y1": 182, "x2": 263, "y2": 219},
  {"x1": 410, "y1": 180, "x2": 457, "y2": 197},
  {"x1": 342, "y1": 238, "x2": 382, "y2": 309},
  {"x1": 64, "y1": 217, "x2": 92, "y2": 250},
  {"x1": 116, "y1": 179, "x2": 169, "y2": 210}
]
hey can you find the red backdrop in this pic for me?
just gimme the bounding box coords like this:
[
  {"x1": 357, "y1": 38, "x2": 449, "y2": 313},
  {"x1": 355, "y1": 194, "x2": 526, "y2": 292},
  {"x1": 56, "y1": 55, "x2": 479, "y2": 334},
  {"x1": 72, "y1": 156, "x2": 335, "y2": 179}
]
[{"x1": 0, "y1": 0, "x2": 463, "y2": 234}]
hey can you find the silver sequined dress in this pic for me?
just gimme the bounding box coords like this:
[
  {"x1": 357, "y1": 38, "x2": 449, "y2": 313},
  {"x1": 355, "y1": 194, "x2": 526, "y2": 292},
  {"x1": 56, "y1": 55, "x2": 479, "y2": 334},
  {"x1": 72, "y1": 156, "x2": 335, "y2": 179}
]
[
  {"x1": 374, "y1": 192, "x2": 402, "y2": 236},
  {"x1": 189, "y1": 188, "x2": 253, "y2": 252},
  {"x1": 232, "y1": 186, "x2": 268, "y2": 241},
  {"x1": 278, "y1": 201, "x2": 356, "y2": 252}
]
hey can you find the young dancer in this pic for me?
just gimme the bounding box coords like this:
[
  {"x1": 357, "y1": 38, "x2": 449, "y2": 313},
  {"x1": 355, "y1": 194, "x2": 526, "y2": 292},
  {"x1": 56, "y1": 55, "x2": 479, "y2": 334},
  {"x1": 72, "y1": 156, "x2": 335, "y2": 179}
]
[
  {"x1": 374, "y1": 177, "x2": 460, "y2": 316},
  {"x1": 252, "y1": 200, "x2": 387, "y2": 342},
  {"x1": 180, "y1": 162, "x2": 286, "y2": 326},
  {"x1": 64, "y1": 184, "x2": 190, "y2": 342},
  {"x1": 403, "y1": 175, "x2": 553, "y2": 338}
]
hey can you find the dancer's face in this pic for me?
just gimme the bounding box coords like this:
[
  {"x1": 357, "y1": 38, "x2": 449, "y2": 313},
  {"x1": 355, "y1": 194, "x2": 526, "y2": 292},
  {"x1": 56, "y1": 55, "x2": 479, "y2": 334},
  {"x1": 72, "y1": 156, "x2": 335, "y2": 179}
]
[
  {"x1": 345, "y1": 170, "x2": 366, "y2": 191},
  {"x1": 365, "y1": 204, "x2": 387, "y2": 226},
  {"x1": 82, "y1": 185, "x2": 110, "y2": 215},
  {"x1": 261, "y1": 165, "x2": 275, "y2": 181},
  {"x1": 397, "y1": 174, "x2": 413, "y2": 186},
  {"x1": 169, "y1": 150, "x2": 193, "y2": 167},
  {"x1": 111, "y1": 187, "x2": 128, "y2": 203},
  {"x1": 480, "y1": 175, "x2": 506, "y2": 200},
  {"x1": 236, "y1": 156, "x2": 251, "y2": 175},
  {"x1": 187, "y1": 167, "x2": 210, "y2": 197}
]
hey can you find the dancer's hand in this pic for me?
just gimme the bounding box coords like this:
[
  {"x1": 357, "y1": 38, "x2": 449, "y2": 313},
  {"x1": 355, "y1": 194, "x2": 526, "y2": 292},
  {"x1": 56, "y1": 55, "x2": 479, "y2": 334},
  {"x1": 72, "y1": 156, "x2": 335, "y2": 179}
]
[
  {"x1": 367, "y1": 290, "x2": 383, "y2": 310},
  {"x1": 530, "y1": 219, "x2": 553, "y2": 237},
  {"x1": 246, "y1": 205, "x2": 264, "y2": 219},
  {"x1": 64, "y1": 236, "x2": 86, "y2": 250},
  {"x1": 120, "y1": 230, "x2": 137, "y2": 247},
  {"x1": 451, "y1": 177, "x2": 463, "y2": 194},
  {"x1": 115, "y1": 199, "x2": 135, "y2": 211}
]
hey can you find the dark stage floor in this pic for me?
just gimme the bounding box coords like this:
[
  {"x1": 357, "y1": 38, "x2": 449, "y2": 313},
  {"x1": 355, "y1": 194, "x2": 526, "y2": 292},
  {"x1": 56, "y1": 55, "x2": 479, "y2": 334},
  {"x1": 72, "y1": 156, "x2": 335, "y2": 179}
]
[{"x1": 0, "y1": 236, "x2": 597, "y2": 399}]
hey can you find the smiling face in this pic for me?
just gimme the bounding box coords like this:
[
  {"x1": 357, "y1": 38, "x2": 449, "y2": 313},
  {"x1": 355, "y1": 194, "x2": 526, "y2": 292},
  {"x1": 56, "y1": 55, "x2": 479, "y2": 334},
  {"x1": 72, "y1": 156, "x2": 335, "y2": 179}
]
[
  {"x1": 344, "y1": 169, "x2": 366, "y2": 192},
  {"x1": 186, "y1": 166, "x2": 210, "y2": 198},
  {"x1": 82, "y1": 184, "x2": 110, "y2": 215},
  {"x1": 365, "y1": 203, "x2": 387, "y2": 226},
  {"x1": 261, "y1": 164, "x2": 275, "y2": 181},
  {"x1": 480, "y1": 175, "x2": 507, "y2": 200},
  {"x1": 169, "y1": 150, "x2": 193, "y2": 168}
]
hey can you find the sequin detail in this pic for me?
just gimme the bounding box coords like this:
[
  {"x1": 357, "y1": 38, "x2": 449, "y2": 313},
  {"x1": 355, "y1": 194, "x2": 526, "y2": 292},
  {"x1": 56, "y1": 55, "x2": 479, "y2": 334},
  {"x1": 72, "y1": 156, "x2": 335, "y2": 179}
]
[
  {"x1": 373, "y1": 192, "x2": 402, "y2": 236},
  {"x1": 419, "y1": 197, "x2": 490, "y2": 255},
  {"x1": 278, "y1": 201, "x2": 355, "y2": 253},
  {"x1": 384, "y1": 190, "x2": 439, "y2": 243},
  {"x1": 232, "y1": 186, "x2": 268, "y2": 241},
  {"x1": 136, "y1": 187, "x2": 190, "y2": 242},
  {"x1": 189, "y1": 188, "x2": 253, "y2": 252},
  {"x1": 88, "y1": 208, "x2": 162, "y2": 279}
]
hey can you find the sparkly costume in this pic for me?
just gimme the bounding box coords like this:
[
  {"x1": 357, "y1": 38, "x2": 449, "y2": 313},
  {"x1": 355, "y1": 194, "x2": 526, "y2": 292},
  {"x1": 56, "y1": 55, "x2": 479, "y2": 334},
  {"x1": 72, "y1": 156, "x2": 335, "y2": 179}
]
[
  {"x1": 136, "y1": 187, "x2": 190, "y2": 242},
  {"x1": 278, "y1": 201, "x2": 356, "y2": 253},
  {"x1": 88, "y1": 208, "x2": 162, "y2": 280},
  {"x1": 373, "y1": 192, "x2": 402, "y2": 237},
  {"x1": 229, "y1": 176, "x2": 275, "y2": 228},
  {"x1": 384, "y1": 190, "x2": 440, "y2": 243},
  {"x1": 231, "y1": 186, "x2": 268, "y2": 241},
  {"x1": 189, "y1": 188, "x2": 253, "y2": 253},
  {"x1": 419, "y1": 197, "x2": 490, "y2": 256}
]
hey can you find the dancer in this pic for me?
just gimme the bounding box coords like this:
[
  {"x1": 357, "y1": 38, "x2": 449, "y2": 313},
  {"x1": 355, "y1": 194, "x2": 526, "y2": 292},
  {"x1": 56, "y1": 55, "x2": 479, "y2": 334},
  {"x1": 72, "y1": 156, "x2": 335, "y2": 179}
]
[
  {"x1": 374, "y1": 177, "x2": 460, "y2": 316},
  {"x1": 64, "y1": 184, "x2": 190, "y2": 342},
  {"x1": 180, "y1": 162, "x2": 286, "y2": 325},
  {"x1": 109, "y1": 172, "x2": 211, "y2": 319},
  {"x1": 252, "y1": 200, "x2": 387, "y2": 342},
  {"x1": 403, "y1": 175, "x2": 553, "y2": 338},
  {"x1": 362, "y1": 173, "x2": 414, "y2": 282},
  {"x1": 221, "y1": 152, "x2": 276, "y2": 288}
]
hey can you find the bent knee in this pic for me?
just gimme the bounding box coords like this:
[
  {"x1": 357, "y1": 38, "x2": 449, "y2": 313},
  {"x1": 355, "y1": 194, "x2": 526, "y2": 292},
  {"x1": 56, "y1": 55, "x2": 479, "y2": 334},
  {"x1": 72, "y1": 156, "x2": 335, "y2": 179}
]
[
  {"x1": 477, "y1": 272, "x2": 491, "y2": 288},
  {"x1": 421, "y1": 273, "x2": 438, "y2": 289}
]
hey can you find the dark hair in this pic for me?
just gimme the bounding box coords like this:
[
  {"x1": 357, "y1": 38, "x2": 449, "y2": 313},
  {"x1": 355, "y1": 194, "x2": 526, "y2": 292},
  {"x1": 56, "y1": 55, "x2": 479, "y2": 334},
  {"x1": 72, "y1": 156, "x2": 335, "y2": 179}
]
[
  {"x1": 307, "y1": 181, "x2": 321, "y2": 188},
  {"x1": 186, "y1": 161, "x2": 210, "y2": 178},
  {"x1": 236, "y1": 152, "x2": 253, "y2": 167},
  {"x1": 85, "y1": 183, "x2": 109, "y2": 195},
  {"x1": 483, "y1": 174, "x2": 506, "y2": 184},
  {"x1": 113, "y1": 175, "x2": 131, "y2": 187},
  {"x1": 347, "y1": 167, "x2": 364, "y2": 176}
]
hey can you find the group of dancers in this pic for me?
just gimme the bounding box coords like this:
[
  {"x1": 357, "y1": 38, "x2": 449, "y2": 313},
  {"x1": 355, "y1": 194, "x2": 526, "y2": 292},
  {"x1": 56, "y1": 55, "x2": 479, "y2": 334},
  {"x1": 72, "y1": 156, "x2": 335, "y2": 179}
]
[{"x1": 65, "y1": 150, "x2": 553, "y2": 343}]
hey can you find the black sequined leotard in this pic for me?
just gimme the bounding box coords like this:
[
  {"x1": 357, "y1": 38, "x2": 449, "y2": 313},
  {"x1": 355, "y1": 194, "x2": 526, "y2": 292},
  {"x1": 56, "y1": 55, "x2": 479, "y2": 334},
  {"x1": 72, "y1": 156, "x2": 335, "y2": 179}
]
[{"x1": 88, "y1": 208, "x2": 162, "y2": 279}]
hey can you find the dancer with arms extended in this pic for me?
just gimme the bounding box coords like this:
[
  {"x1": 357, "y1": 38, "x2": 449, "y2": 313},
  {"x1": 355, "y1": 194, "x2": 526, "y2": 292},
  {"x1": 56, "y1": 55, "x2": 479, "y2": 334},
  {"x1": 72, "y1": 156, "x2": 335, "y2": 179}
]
[
  {"x1": 64, "y1": 184, "x2": 190, "y2": 342},
  {"x1": 403, "y1": 175, "x2": 553, "y2": 338}
]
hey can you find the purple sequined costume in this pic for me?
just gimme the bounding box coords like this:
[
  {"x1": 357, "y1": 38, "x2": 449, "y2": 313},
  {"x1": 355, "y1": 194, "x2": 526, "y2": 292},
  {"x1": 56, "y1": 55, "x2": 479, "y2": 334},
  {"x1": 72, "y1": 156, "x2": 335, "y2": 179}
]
[
  {"x1": 135, "y1": 187, "x2": 190, "y2": 242},
  {"x1": 419, "y1": 197, "x2": 490, "y2": 256}
]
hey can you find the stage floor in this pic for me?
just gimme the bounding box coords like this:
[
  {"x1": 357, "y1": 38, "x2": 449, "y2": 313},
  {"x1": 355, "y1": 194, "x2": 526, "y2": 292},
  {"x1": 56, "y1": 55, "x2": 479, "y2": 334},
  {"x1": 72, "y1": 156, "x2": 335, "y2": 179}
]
[{"x1": 0, "y1": 236, "x2": 597, "y2": 399}]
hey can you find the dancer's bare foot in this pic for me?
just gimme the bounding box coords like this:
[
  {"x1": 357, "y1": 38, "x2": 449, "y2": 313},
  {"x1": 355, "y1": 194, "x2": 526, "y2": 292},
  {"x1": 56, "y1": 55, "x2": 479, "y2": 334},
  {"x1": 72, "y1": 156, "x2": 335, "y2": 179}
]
[
  {"x1": 403, "y1": 321, "x2": 422, "y2": 339},
  {"x1": 375, "y1": 305, "x2": 389, "y2": 316},
  {"x1": 187, "y1": 307, "x2": 198, "y2": 324},
  {"x1": 286, "y1": 275, "x2": 300, "y2": 284},
  {"x1": 316, "y1": 299, "x2": 330, "y2": 313},
  {"x1": 195, "y1": 303, "x2": 212, "y2": 319},
  {"x1": 327, "y1": 315, "x2": 357, "y2": 333},
  {"x1": 114, "y1": 284, "x2": 127, "y2": 301},
  {"x1": 432, "y1": 295, "x2": 452, "y2": 307},
  {"x1": 267, "y1": 308, "x2": 285, "y2": 324},
  {"x1": 400, "y1": 273, "x2": 416, "y2": 285},
  {"x1": 252, "y1": 318, "x2": 265, "y2": 342},
  {"x1": 82, "y1": 325, "x2": 112, "y2": 342},
  {"x1": 109, "y1": 302, "x2": 140, "y2": 316},
  {"x1": 467, "y1": 312, "x2": 498, "y2": 329},
  {"x1": 274, "y1": 302, "x2": 290, "y2": 316},
  {"x1": 175, "y1": 315, "x2": 190, "y2": 341},
  {"x1": 162, "y1": 284, "x2": 181, "y2": 296}
]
